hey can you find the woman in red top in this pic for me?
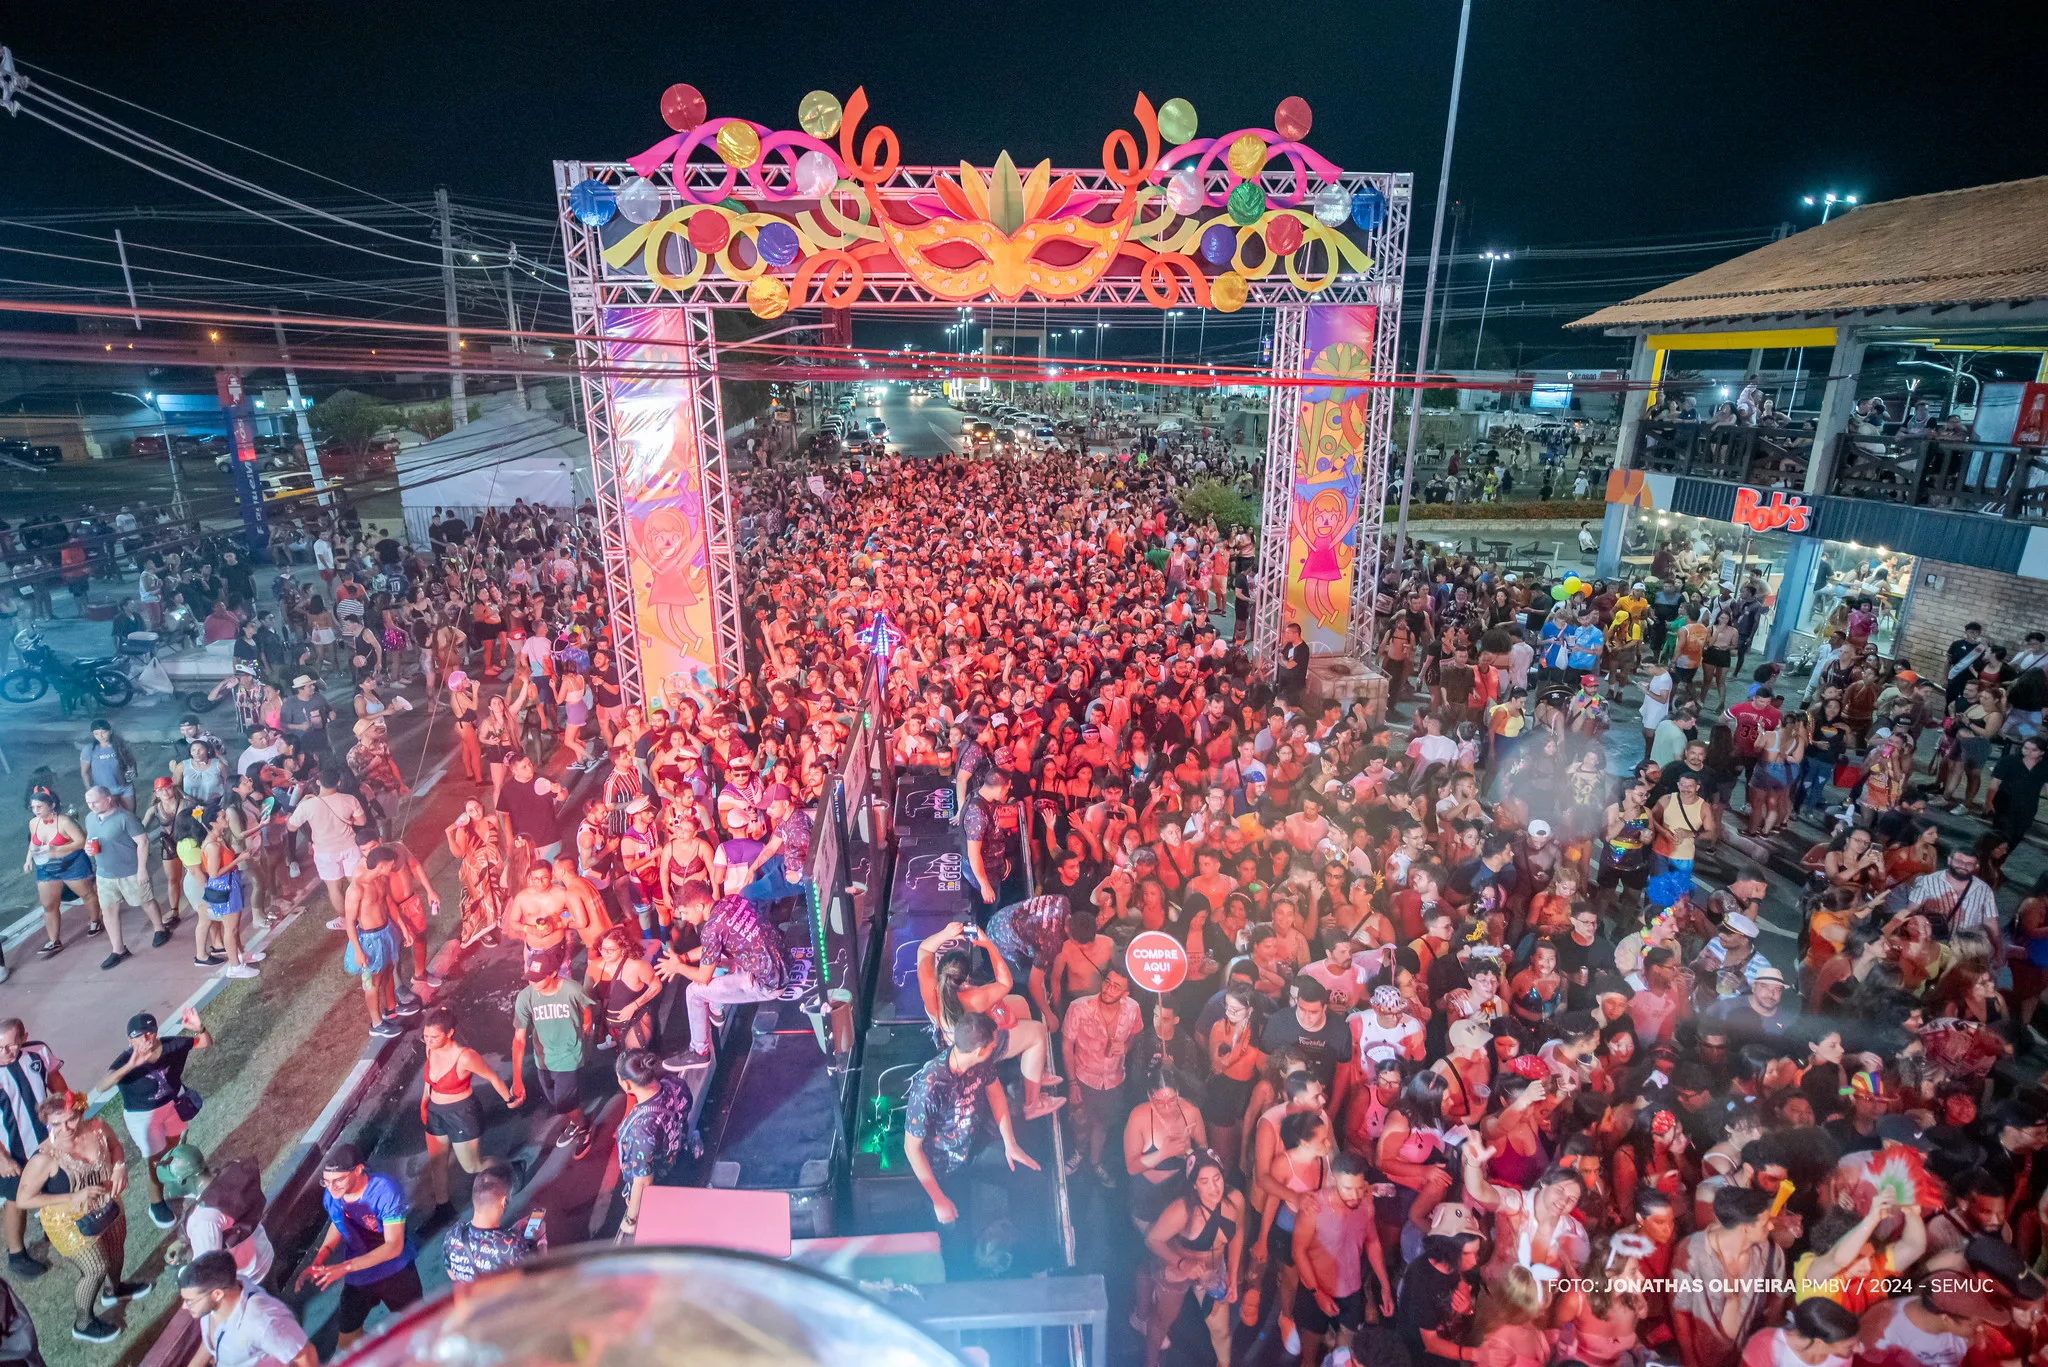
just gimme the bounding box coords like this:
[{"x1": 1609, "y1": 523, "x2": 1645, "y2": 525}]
[{"x1": 420, "y1": 1006, "x2": 514, "y2": 1216}]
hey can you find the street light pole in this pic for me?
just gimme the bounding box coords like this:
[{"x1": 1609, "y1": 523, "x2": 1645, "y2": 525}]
[
  {"x1": 1473, "y1": 250, "x2": 1508, "y2": 368},
  {"x1": 1392, "y1": 0, "x2": 1474, "y2": 580}
]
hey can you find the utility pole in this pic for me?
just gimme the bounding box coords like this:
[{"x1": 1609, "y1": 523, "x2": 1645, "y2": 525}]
[
  {"x1": 1392, "y1": 0, "x2": 1473, "y2": 580},
  {"x1": 114, "y1": 229, "x2": 141, "y2": 330},
  {"x1": 436, "y1": 187, "x2": 468, "y2": 429},
  {"x1": 503, "y1": 243, "x2": 528, "y2": 411},
  {"x1": 270, "y1": 307, "x2": 330, "y2": 507},
  {"x1": 1433, "y1": 200, "x2": 1464, "y2": 368}
]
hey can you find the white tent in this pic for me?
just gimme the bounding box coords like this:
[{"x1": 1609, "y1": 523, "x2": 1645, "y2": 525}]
[{"x1": 394, "y1": 396, "x2": 591, "y2": 544}]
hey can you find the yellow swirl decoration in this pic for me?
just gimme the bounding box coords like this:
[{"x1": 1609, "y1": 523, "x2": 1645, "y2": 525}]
[
  {"x1": 1125, "y1": 186, "x2": 1181, "y2": 248},
  {"x1": 796, "y1": 181, "x2": 882, "y2": 250},
  {"x1": 634, "y1": 208, "x2": 710, "y2": 291}
]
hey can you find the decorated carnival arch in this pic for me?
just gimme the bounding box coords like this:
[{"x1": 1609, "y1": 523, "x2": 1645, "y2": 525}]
[{"x1": 554, "y1": 84, "x2": 1411, "y2": 708}]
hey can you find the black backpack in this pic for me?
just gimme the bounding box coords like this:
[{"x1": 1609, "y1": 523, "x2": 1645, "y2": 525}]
[{"x1": 201, "y1": 1159, "x2": 267, "y2": 1251}]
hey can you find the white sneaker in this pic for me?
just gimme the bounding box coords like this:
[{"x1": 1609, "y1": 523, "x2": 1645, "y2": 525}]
[
  {"x1": 241, "y1": 949, "x2": 266, "y2": 963},
  {"x1": 223, "y1": 964, "x2": 259, "y2": 979},
  {"x1": 325, "y1": 918, "x2": 343, "y2": 931}
]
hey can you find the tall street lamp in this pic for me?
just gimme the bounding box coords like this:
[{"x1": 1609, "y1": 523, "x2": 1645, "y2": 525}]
[
  {"x1": 1802, "y1": 191, "x2": 1858, "y2": 223},
  {"x1": 1392, "y1": 0, "x2": 1475, "y2": 580},
  {"x1": 1473, "y1": 250, "x2": 1509, "y2": 369}
]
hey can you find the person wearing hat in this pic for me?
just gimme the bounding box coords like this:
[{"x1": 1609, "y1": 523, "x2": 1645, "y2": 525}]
[
  {"x1": 510, "y1": 943, "x2": 597, "y2": 1158},
  {"x1": 278, "y1": 675, "x2": 331, "y2": 756},
  {"x1": 95, "y1": 1005, "x2": 211, "y2": 1230},
  {"x1": 165, "y1": 1145, "x2": 274, "y2": 1285},
  {"x1": 296, "y1": 1142, "x2": 420, "y2": 1354},
  {"x1": 1707, "y1": 961, "x2": 1794, "y2": 1045}
]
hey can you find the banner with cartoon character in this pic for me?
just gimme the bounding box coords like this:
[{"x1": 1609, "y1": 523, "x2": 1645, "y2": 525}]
[
  {"x1": 1285, "y1": 304, "x2": 1376, "y2": 654},
  {"x1": 603, "y1": 306, "x2": 720, "y2": 700}
]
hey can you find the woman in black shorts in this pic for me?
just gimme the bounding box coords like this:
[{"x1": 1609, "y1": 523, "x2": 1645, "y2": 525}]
[
  {"x1": 585, "y1": 927, "x2": 661, "y2": 1051},
  {"x1": 419, "y1": 1007, "x2": 513, "y2": 1218},
  {"x1": 477, "y1": 694, "x2": 517, "y2": 805}
]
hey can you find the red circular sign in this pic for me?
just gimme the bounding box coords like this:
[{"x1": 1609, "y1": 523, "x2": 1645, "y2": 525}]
[{"x1": 1125, "y1": 931, "x2": 1189, "y2": 995}]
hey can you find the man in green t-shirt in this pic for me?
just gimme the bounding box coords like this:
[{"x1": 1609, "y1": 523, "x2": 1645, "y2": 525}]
[{"x1": 511, "y1": 945, "x2": 596, "y2": 1157}]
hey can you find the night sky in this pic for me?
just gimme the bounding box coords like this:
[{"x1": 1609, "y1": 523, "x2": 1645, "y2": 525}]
[{"x1": 5, "y1": 0, "x2": 2045, "y2": 368}]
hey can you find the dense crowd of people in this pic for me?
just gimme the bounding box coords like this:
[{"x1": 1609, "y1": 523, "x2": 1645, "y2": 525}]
[
  {"x1": 0, "y1": 401, "x2": 2044, "y2": 1366},
  {"x1": 802, "y1": 441, "x2": 2048, "y2": 1367}
]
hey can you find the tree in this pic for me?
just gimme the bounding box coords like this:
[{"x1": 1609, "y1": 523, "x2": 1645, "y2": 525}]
[
  {"x1": 310, "y1": 391, "x2": 397, "y2": 458},
  {"x1": 1177, "y1": 478, "x2": 1259, "y2": 532}
]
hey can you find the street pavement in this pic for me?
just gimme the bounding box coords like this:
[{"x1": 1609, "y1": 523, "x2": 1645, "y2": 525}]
[{"x1": 0, "y1": 561, "x2": 464, "y2": 1094}]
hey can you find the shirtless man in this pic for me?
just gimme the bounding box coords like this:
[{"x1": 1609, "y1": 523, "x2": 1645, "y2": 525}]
[
  {"x1": 369, "y1": 842, "x2": 441, "y2": 997},
  {"x1": 506, "y1": 865, "x2": 575, "y2": 966},
  {"x1": 344, "y1": 855, "x2": 414, "y2": 1039},
  {"x1": 1184, "y1": 848, "x2": 1238, "y2": 913},
  {"x1": 1049, "y1": 907, "x2": 1114, "y2": 1016},
  {"x1": 551, "y1": 855, "x2": 614, "y2": 961}
]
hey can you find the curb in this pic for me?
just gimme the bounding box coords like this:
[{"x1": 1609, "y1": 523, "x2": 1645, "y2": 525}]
[{"x1": 134, "y1": 749, "x2": 613, "y2": 1366}]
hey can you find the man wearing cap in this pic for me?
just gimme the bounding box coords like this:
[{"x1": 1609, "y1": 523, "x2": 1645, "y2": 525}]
[
  {"x1": 278, "y1": 675, "x2": 331, "y2": 756},
  {"x1": 510, "y1": 944, "x2": 597, "y2": 1157},
  {"x1": 1707, "y1": 961, "x2": 1794, "y2": 1045},
  {"x1": 654, "y1": 881, "x2": 790, "y2": 1069},
  {"x1": 1692, "y1": 910, "x2": 1771, "y2": 999},
  {"x1": 180, "y1": 1250, "x2": 315, "y2": 1367},
  {"x1": 97, "y1": 1005, "x2": 210, "y2": 1229},
  {"x1": 297, "y1": 1143, "x2": 419, "y2": 1353}
]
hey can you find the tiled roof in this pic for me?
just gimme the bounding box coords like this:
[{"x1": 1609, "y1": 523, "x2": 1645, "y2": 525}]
[{"x1": 1570, "y1": 175, "x2": 2048, "y2": 330}]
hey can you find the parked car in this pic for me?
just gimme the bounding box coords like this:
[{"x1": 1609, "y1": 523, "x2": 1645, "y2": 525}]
[
  {"x1": 130, "y1": 434, "x2": 169, "y2": 459},
  {"x1": 0, "y1": 440, "x2": 62, "y2": 467}
]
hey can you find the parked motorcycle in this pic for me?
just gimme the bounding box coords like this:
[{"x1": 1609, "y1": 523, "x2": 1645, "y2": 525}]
[{"x1": 0, "y1": 630, "x2": 135, "y2": 711}]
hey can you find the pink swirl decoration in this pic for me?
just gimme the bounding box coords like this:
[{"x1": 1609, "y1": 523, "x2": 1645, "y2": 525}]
[
  {"x1": 1154, "y1": 127, "x2": 1345, "y2": 209},
  {"x1": 628, "y1": 117, "x2": 848, "y2": 204}
]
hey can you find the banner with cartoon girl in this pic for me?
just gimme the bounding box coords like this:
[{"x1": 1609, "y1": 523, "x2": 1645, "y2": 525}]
[
  {"x1": 1285, "y1": 304, "x2": 1377, "y2": 654},
  {"x1": 602, "y1": 307, "x2": 720, "y2": 700}
]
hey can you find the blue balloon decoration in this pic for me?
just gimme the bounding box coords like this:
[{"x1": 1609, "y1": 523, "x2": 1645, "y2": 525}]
[
  {"x1": 570, "y1": 179, "x2": 618, "y2": 227},
  {"x1": 1199, "y1": 223, "x2": 1236, "y2": 267},
  {"x1": 756, "y1": 221, "x2": 801, "y2": 269},
  {"x1": 1349, "y1": 186, "x2": 1387, "y2": 232}
]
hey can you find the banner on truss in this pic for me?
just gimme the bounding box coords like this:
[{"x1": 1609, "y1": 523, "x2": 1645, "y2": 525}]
[
  {"x1": 604, "y1": 307, "x2": 722, "y2": 698},
  {"x1": 1284, "y1": 305, "x2": 1376, "y2": 656}
]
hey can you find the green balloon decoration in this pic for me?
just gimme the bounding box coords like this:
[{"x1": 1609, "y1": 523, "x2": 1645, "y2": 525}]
[
  {"x1": 1157, "y1": 98, "x2": 1199, "y2": 145},
  {"x1": 1227, "y1": 181, "x2": 1266, "y2": 226}
]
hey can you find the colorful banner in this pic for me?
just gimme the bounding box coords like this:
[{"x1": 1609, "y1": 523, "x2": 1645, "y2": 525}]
[
  {"x1": 602, "y1": 307, "x2": 720, "y2": 702},
  {"x1": 1284, "y1": 304, "x2": 1376, "y2": 654}
]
